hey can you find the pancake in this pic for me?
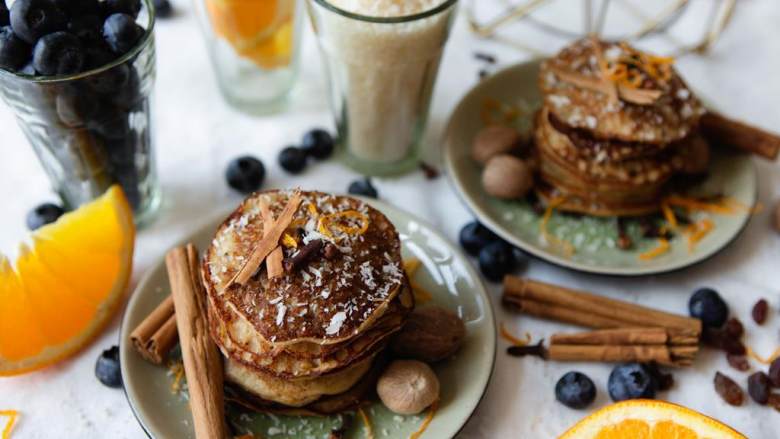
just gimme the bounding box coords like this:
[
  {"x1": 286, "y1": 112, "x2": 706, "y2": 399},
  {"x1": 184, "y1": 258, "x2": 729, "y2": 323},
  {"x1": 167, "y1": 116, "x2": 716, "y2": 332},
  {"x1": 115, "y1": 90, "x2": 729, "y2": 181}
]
[
  {"x1": 540, "y1": 38, "x2": 704, "y2": 144},
  {"x1": 203, "y1": 190, "x2": 407, "y2": 347}
]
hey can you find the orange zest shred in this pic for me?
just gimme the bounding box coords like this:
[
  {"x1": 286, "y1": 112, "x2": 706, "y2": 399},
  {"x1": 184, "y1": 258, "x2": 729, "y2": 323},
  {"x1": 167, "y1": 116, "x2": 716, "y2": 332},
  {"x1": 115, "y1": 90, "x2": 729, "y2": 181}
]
[
  {"x1": 409, "y1": 400, "x2": 438, "y2": 439},
  {"x1": 480, "y1": 97, "x2": 522, "y2": 125},
  {"x1": 0, "y1": 411, "x2": 18, "y2": 439},
  {"x1": 638, "y1": 238, "x2": 670, "y2": 261},
  {"x1": 500, "y1": 322, "x2": 530, "y2": 347},
  {"x1": 746, "y1": 345, "x2": 780, "y2": 365},
  {"x1": 665, "y1": 195, "x2": 738, "y2": 215},
  {"x1": 357, "y1": 407, "x2": 374, "y2": 439},
  {"x1": 403, "y1": 258, "x2": 422, "y2": 277},
  {"x1": 661, "y1": 201, "x2": 678, "y2": 230},
  {"x1": 685, "y1": 219, "x2": 714, "y2": 253},
  {"x1": 411, "y1": 281, "x2": 433, "y2": 304},
  {"x1": 281, "y1": 233, "x2": 298, "y2": 248},
  {"x1": 539, "y1": 196, "x2": 575, "y2": 257},
  {"x1": 307, "y1": 202, "x2": 319, "y2": 217},
  {"x1": 168, "y1": 360, "x2": 185, "y2": 394}
]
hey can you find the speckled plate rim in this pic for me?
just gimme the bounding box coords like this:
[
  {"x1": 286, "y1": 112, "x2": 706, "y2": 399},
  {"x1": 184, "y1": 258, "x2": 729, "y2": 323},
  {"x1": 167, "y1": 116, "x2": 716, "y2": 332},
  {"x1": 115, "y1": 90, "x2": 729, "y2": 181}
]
[
  {"x1": 119, "y1": 197, "x2": 497, "y2": 439},
  {"x1": 442, "y1": 59, "x2": 758, "y2": 277}
]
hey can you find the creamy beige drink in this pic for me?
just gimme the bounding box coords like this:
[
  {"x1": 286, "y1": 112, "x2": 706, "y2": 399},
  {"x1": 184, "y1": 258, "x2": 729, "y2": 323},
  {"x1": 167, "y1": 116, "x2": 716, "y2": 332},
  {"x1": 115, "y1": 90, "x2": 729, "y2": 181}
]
[{"x1": 308, "y1": 0, "x2": 458, "y2": 175}]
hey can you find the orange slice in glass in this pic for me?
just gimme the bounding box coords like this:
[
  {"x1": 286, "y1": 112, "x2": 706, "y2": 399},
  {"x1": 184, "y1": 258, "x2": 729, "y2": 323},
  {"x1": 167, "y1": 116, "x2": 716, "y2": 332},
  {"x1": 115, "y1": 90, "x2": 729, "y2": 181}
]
[
  {"x1": 205, "y1": 0, "x2": 295, "y2": 69},
  {"x1": 559, "y1": 400, "x2": 746, "y2": 439},
  {"x1": 0, "y1": 186, "x2": 135, "y2": 376}
]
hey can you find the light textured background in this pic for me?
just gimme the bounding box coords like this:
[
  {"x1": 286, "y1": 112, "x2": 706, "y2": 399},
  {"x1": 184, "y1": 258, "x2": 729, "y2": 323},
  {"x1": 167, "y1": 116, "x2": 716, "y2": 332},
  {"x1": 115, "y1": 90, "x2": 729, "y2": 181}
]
[{"x1": 1, "y1": 0, "x2": 779, "y2": 437}]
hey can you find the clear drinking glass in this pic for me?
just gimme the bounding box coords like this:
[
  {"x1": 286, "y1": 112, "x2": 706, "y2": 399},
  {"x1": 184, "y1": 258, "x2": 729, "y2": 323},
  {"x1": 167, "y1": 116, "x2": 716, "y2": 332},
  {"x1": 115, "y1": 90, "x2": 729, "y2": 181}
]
[
  {"x1": 307, "y1": 0, "x2": 458, "y2": 176},
  {"x1": 0, "y1": 0, "x2": 159, "y2": 226},
  {"x1": 193, "y1": 0, "x2": 304, "y2": 113}
]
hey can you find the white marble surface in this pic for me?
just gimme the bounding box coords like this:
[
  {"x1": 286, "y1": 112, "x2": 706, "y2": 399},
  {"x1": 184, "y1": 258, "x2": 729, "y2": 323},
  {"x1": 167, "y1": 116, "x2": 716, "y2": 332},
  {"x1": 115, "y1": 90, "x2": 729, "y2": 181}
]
[{"x1": 1, "y1": 0, "x2": 779, "y2": 437}]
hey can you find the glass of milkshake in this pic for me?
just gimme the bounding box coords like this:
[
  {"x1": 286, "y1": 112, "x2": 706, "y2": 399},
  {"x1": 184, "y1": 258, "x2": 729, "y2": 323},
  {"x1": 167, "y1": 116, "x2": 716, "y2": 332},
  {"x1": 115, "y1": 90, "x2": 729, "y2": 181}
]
[{"x1": 307, "y1": 0, "x2": 458, "y2": 176}]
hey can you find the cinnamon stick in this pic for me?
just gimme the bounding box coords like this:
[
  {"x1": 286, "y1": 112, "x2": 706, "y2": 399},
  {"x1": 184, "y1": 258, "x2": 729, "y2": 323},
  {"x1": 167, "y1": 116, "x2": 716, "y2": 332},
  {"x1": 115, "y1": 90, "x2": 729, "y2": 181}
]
[
  {"x1": 130, "y1": 296, "x2": 178, "y2": 364},
  {"x1": 503, "y1": 276, "x2": 702, "y2": 336},
  {"x1": 267, "y1": 246, "x2": 284, "y2": 279},
  {"x1": 548, "y1": 344, "x2": 672, "y2": 364},
  {"x1": 228, "y1": 191, "x2": 302, "y2": 287},
  {"x1": 550, "y1": 327, "x2": 669, "y2": 346},
  {"x1": 167, "y1": 244, "x2": 228, "y2": 439},
  {"x1": 701, "y1": 111, "x2": 780, "y2": 161}
]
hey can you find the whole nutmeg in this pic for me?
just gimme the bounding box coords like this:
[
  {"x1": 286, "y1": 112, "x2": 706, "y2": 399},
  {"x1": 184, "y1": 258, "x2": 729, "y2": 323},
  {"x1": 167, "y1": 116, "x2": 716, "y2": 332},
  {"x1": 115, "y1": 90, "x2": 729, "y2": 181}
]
[
  {"x1": 377, "y1": 360, "x2": 440, "y2": 415},
  {"x1": 681, "y1": 136, "x2": 710, "y2": 175},
  {"x1": 472, "y1": 125, "x2": 523, "y2": 165},
  {"x1": 482, "y1": 155, "x2": 534, "y2": 199},
  {"x1": 391, "y1": 306, "x2": 466, "y2": 362}
]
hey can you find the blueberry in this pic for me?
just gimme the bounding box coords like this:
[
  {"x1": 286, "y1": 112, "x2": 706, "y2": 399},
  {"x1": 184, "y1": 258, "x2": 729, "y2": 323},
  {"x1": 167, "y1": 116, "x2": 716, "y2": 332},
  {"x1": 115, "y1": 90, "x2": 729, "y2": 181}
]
[
  {"x1": 68, "y1": 14, "x2": 103, "y2": 43},
  {"x1": 459, "y1": 221, "x2": 500, "y2": 256},
  {"x1": 87, "y1": 62, "x2": 129, "y2": 93},
  {"x1": 32, "y1": 31, "x2": 84, "y2": 75},
  {"x1": 18, "y1": 60, "x2": 35, "y2": 74},
  {"x1": 608, "y1": 363, "x2": 657, "y2": 402},
  {"x1": 278, "y1": 146, "x2": 307, "y2": 174},
  {"x1": 689, "y1": 288, "x2": 729, "y2": 328},
  {"x1": 0, "y1": 2, "x2": 8, "y2": 27},
  {"x1": 95, "y1": 345, "x2": 122, "y2": 388},
  {"x1": 478, "y1": 241, "x2": 516, "y2": 282},
  {"x1": 555, "y1": 372, "x2": 597, "y2": 409},
  {"x1": 10, "y1": 0, "x2": 67, "y2": 45},
  {"x1": 104, "y1": 0, "x2": 141, "y2": 18},
  {"x1": 226, "y1": 156, "x2": 265, "y2": 194},
  {"x1": 83, "y1": 45, "x2": 116, "y2": 70},
  {"x1": 102, "y1": 13, "x2": 143, "y2": 55},
  {"x1": 0, "y1": 26, "x2": 30, "y2": 71},
  {"x1": 26, "y1": 202, "x2": 64, "y2": 230},
  {"x1": 153, "y1": 0, "x2": 172, "y2": 18},
  {"x1": 348, "y1": 177, "x2": 378, "y2": 198},
  {"x1": 53, "y1": 0, "x2": 101, "y2": 16},
  {"x1": 301, "y1": 128, "x2": 334, "y2": 160}
]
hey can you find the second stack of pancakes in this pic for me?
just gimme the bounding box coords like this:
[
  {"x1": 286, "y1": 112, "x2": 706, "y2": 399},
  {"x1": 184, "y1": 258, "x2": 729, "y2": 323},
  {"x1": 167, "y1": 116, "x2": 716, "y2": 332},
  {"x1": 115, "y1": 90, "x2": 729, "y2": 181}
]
[
  {"x1": 202, "y1": 190, "x2": 413, "y2": 414},
  {"x1": 534, "y1": 38, "x2": 708, "y2": 216}
]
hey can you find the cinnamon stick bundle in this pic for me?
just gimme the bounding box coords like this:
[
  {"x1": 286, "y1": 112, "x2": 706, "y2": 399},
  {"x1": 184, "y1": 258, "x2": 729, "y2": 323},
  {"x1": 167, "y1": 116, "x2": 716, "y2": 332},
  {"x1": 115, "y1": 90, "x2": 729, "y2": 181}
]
[
  {"x1": 502, "y1": 276, "x2": 702, "y2": 338},
  {"x1": 130, "y1": 296, "x2": 178, "y2": 364},
  {"x1": 167, "y1": 244, "x2": 228, "y2": 439},
  {"x1": 701, "y1": 111, "x2": 780, "y2": 161}
]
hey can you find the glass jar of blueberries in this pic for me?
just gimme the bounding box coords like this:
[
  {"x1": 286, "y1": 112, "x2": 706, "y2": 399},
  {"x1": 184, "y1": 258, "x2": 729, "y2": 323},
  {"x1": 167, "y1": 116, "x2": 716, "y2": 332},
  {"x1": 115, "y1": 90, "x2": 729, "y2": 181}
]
[{"x1": 0, "y1": 0, "x2": 159, "y2": 225}]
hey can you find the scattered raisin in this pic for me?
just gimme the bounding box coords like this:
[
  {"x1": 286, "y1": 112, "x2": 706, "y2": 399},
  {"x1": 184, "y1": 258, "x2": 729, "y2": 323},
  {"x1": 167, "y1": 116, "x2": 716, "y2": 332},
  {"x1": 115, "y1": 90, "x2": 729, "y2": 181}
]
[
  {"x1": 419, "y1": 162, "x2": 440, "y2": 180},
  {"x1": 703, "y1": 326, "x2": 745, "y2": 354},
  {"x1": 714, "y1": 372, "x2": 745, "y2": 406},
  {"x1": 768, "y1": 394, "x2": 780, "y2": 412},
  {"x1": 752, "y1": 299, "x2": 769, "y2": 325},
  {"x1": 724, "y1": 318, "x2": 744, "y2": 338},
  {"x1": 645, "y1": 362, "x2": 674, "y2": 391},
  {"x1": 727, "y1": 354, "x2": 751, "y2": 372},
  {"x1": 474, "y1": 52, "x2": 497, "y2": 64},
  {"x1": 769, "y1": 357, "x2": 780, "y2": 387},
  {"x1": 748, "y1": 372, "x2": 771, "y2": 405},
  {"x1": 721, "y1": 335, "x2": 746, "y2": 356}
]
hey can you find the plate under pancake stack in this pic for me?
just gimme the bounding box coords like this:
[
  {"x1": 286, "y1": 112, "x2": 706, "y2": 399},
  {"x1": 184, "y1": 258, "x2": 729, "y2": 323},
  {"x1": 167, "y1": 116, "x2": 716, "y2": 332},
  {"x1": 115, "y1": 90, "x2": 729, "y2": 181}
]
[
  {"x1": 202, "y1": 190, "x2": 413, "y2": 415},
  {"x1": 534, "y1": 38, "x2": 708, "y2": 216}
]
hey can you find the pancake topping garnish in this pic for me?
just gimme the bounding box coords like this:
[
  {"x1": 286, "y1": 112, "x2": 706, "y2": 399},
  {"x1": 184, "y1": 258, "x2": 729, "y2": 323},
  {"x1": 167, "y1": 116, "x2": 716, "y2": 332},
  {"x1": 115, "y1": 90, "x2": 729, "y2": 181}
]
[{"x1": 283, "y1": 239, "x2": 324, "y2": 272}]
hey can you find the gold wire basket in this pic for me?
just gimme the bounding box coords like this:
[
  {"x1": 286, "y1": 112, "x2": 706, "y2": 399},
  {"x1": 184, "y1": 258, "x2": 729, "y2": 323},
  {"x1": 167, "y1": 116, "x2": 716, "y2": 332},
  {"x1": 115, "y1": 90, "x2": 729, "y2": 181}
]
[{"x1": 466, "y1": 0, "x2": 737, "y2": 57}]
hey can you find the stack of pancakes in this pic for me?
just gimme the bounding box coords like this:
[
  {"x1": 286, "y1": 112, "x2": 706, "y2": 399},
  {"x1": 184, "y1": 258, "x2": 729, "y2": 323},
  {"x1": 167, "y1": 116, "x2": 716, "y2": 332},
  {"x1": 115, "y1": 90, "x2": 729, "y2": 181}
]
[
  {"x1": 534, "y1": 38, "x2": 708, "y2": 216},
  {"x1": 202, "y1": 190, "x2": 412, "y2": 414}
]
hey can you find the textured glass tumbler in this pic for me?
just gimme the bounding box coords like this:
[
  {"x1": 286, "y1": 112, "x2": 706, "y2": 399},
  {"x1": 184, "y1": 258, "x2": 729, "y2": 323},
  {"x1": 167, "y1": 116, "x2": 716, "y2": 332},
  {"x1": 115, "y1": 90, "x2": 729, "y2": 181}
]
[
  {"x1": 193, "y1": 0, "x2": 304, "y2": 113},
  {"x1": 307, "y1": 0, "x2": 458, "y2": 176},
  {"x1": 0, "y1": 3, "x2": 159, "y2": 226}
]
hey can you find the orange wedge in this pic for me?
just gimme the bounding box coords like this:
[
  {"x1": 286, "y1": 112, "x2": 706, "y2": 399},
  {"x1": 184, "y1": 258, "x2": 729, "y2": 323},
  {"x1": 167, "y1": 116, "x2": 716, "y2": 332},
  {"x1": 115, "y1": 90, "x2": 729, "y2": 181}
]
[
  {"x1": 205, "y1": 0, "x2": 295, "y2": 69},
  {"x1": 560, "y1": 400, "x2": 746, "y2": 439},
  {"x1": 0, "y1": 186, "x2": 134, "y2": 376}
]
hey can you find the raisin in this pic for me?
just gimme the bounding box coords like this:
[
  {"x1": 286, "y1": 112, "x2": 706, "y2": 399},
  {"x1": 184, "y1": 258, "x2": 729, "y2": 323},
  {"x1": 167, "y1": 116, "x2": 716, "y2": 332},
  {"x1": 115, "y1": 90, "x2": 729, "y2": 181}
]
[
  {"x1": 748, "y1": 372, "x2": 771, "y2": 404},
  {"x1": 770, "y1": 357, "x2": 780, "y2": 388},
  {"x1": 714, "y1": 372, "x2": 744, "y2": 406},
  {"x1": 752, "y1": 299, "x2": 769, "y2": 325},
  {"x1": 724, "y1": 318, "x2": 744, "y2": 338},
  {"x1": 645, "y1": 362, "x2": 674, "y2": 391},
  {"x1": 726, "y1": 354, "x2": 750, "y2": 372},
  {"x1": 721, "y1": 335, "x2": 746, "y2": 356},
  {"x1": 769, "y1": 394, "x2": 780, "y2": 412}
]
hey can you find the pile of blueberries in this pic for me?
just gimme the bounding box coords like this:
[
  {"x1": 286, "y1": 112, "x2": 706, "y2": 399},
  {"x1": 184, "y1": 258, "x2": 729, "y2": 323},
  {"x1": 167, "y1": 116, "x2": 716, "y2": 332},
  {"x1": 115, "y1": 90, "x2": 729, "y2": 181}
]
[
  {"x1": 459, "y1": 221, "x2": 521, "y2": 281},
  {"x1": 0, "y1": 0, "x2": 148, "y2": 75}
]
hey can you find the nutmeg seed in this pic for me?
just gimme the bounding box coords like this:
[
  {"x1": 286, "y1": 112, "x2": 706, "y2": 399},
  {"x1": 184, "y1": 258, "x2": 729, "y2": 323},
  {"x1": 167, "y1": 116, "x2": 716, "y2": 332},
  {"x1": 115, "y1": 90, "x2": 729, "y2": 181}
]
[
  {"x1": 377, "y1": 360, "x2": 440, "y2": 415},
  {"x1": 391, "y1": 306, "x2": 465, "y2": 363},
  {"x1": 482, "y1": 155, "x2": 534, "y2": 199},
  {"x1": 472, "y1": 125, "x2": 523, "y2": 165}
]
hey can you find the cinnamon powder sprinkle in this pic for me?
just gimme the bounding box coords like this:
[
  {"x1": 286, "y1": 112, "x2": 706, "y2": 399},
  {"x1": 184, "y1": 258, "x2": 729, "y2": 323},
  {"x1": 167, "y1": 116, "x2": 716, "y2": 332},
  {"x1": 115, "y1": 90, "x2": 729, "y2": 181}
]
[{"x1": 0, "y1": 410, "x2": 18, "y2": 439}]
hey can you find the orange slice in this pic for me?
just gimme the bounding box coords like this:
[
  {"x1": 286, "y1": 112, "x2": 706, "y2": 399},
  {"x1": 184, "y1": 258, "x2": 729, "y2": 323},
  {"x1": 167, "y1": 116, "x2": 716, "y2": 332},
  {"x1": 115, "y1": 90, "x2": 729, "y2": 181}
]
[
  {"x1": 0, "y1": 186, "x2": 134, "y2": 376},
  {"x1": 205, "y1": 0, "x2": 295, "y2": 69},
  {"x1": 559, "y1": 400, "x2": 746, "y2": 439}
]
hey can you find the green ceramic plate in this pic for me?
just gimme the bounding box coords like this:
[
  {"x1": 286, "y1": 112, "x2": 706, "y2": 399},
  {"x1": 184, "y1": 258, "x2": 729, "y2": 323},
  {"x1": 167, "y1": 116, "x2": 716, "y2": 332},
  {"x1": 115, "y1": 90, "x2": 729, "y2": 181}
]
[
  {"x1": 120, "y1": 198, "x2": 496, "y2": 438},
  {"x1": 443, "y1": 60, "x2": 757, "y2": 276}
]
